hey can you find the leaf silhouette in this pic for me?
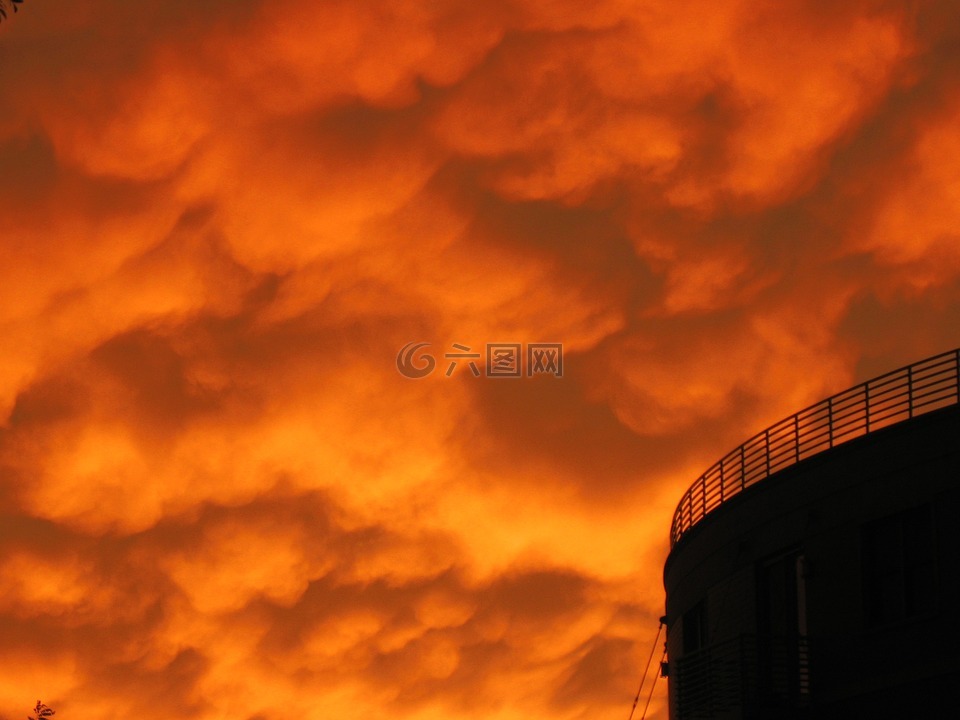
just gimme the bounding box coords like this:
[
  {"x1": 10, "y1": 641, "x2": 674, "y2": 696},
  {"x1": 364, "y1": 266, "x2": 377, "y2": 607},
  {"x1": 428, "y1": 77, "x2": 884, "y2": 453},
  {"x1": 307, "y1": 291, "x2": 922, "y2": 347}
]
[
  {"x1": 27, "y1": 701, "x2": 55, "y2": 720},
  {"x1": 0, "y1": 0, "x2": 25, "y2": 23}
]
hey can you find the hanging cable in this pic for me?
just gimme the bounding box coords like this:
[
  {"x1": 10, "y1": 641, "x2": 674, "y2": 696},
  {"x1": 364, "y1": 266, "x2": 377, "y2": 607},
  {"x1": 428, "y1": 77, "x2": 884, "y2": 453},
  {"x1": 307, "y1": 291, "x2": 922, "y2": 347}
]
[
  {"x1": 627, "y1": 620, "x2": 663, "y2": 720},
  {"x1": 639, "y1": 647, "x2": 668, "y2": 720}
]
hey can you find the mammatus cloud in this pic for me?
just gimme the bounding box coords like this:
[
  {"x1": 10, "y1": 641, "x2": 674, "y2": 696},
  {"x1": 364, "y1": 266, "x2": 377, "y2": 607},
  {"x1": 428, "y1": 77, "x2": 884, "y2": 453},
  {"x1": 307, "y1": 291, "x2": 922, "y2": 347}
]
[{"x1": 2, "y1": 1, "x2": 960, "y2": 719}]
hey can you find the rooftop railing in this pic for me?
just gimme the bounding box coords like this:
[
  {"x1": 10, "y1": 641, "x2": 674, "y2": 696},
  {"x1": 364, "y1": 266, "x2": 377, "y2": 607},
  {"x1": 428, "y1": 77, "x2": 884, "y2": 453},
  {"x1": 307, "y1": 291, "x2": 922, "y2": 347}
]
[{"x1": 670, "y1": 348, "x2": 960, "y2": 548}]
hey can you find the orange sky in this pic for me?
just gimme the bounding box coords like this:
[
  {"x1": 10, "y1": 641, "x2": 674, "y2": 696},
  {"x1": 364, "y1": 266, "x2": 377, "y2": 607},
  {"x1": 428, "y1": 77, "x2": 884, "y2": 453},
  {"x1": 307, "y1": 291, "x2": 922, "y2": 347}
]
[{"x1": 2, "y1": 2, "x2": 960, "y2": 719}]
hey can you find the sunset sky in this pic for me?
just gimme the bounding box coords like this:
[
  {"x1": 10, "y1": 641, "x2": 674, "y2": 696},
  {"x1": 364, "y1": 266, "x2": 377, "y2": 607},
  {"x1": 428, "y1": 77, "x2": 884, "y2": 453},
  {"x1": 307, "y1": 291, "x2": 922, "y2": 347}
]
[{"x1": 2, "y1": 1, "x2": 960, "y2": 719}]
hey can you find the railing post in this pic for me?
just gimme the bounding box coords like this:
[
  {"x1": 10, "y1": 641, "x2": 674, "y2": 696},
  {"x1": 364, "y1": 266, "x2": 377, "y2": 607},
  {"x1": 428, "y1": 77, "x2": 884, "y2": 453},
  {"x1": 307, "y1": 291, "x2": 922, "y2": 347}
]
[
  {"x1": 794, "y1": 414, "x2": 800, "y2": 462},
  {"x1": 740, "y1": 444, "x2": 746, "y2": 491},
  {"x1": 765, "y1": 428, "x2": 770, "y2": 476},
  {"x1": 701, "y1": 474, "x2": 707, "y2": 520},
  {"x1": 827, "y1": 396, "x2": 833, "y2": 448},
  {"x1": 864, "y1": 383, "x2": 870, "y2": 434},
  {"x1": 719, "y1": 457, "x2": 725, "y2": 502},
  {"x1": 908, "y1": 365, "x2": 913, "y2": 418}
]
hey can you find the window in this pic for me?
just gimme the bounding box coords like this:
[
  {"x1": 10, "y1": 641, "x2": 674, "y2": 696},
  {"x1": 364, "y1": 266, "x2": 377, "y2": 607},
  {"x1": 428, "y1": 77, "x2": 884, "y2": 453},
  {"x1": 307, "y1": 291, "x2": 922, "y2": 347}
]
[
  {"x1": 756, "y1": 550, "x2": 809, "y2": 704},
  {"x1": 862, "y1": 504, "x2": 936, "y2": 627},
  {"x1": 682, "y1": 600, "x2": 707, "y2": 653}
]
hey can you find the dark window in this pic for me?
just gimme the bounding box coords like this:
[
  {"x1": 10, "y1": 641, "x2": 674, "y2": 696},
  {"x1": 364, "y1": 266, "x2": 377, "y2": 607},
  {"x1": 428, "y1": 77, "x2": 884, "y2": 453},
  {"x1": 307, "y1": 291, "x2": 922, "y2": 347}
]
[
  {"x1": 682, "y1": 600, "x2": 707, "y2": 653},
  {"x1": 757, "y1": 552, "x2": 800, "y2": 640},
  {"x1": 862, "y1": 504, "x2": 936, "y2": 627},
  {"x1": 756, "y1": 550, "x2": 809, "y2": 706}
]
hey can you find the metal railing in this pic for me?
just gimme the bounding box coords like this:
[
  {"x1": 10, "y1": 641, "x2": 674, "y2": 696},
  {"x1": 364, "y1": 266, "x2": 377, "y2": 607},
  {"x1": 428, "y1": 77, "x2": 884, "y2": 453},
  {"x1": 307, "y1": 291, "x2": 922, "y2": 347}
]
[
  {"x1": 670, "y1": 348, "x2": 960, "y2": 547},
  {"x1": 676, "y1": 634, "x2": 810, "y2": 717}
]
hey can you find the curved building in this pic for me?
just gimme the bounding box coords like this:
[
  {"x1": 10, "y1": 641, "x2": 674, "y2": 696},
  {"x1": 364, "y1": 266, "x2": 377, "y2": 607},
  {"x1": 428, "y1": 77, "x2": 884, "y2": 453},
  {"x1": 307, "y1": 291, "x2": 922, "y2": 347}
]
[{"x1": 662, "y1": 349, "x2": 960, "y2": 718}]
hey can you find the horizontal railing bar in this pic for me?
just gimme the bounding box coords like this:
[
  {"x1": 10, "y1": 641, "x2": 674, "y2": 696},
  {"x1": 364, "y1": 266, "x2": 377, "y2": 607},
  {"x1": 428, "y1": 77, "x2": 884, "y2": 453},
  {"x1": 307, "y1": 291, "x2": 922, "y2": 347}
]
[
  {"x1": 870, "y1": 407, "x2": 910, "y2": 424},
  {"x1": 913, "y1": 380, "x2": 954, "y2": 397},
  {"x1": 912, "y1": 370, "x2": 954, "y2": 385},
  {"x1": 869, "y1": 374, "x2": 909, "y2": 391},
  {"x1": 915, "y1": 396, "x2": 955, "y2": 410},
  {"x1": 912, "y1": 355, "x2": 955, "y2": 370},
  {"x1": 870, "y1": 391, "x2": 909, "y2": 408},
  {"x1": 829, "y1": 402, "x2": 866, "y2": 417},
  {"x1": 829, "y1": 418, "x2": 867, "y2": 434}
]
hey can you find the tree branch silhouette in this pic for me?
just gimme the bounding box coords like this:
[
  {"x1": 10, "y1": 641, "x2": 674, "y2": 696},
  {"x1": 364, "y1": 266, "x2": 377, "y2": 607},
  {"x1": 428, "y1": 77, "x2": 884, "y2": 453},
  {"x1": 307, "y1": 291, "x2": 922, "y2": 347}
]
[
  {"x1": 0, "y1": 0, "x2": 25, "y2": 22},
  {"x1": 27, "y1": 701, "x2": 55, "y2": 720}
]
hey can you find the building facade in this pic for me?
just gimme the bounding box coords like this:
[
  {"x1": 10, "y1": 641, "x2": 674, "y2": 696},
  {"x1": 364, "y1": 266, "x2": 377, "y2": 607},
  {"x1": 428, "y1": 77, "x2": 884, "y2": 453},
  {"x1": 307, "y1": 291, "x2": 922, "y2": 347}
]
[{"x1": 663, "y1": 349, "x2": 960, "y2": 718}]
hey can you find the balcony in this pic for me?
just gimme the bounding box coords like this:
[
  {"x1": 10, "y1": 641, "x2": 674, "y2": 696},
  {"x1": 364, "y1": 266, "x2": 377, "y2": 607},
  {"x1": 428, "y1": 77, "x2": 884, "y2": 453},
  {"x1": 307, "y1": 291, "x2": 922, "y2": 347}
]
[{"x1": 676, "y1": 634, "x2": 810, "y2": 718}]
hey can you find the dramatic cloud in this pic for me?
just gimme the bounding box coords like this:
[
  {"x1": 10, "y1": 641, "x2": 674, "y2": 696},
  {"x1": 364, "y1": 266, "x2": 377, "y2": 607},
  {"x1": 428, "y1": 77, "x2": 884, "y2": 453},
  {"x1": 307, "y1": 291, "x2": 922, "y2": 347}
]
[{"x1": 2, "y1": 1, "x2": 960, "y2": 719}]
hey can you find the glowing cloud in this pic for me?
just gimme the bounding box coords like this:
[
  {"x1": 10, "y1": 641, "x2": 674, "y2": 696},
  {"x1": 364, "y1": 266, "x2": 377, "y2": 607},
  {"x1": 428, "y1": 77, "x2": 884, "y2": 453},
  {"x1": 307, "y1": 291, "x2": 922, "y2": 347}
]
[{"x1": 2, "y1": 2, "x2": 960, "y2": 719}]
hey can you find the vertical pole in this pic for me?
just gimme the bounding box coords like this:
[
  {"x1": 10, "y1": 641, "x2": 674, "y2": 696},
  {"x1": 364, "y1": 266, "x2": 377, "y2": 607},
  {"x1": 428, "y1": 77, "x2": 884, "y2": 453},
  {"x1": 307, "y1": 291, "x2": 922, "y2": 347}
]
[
  {"x1": 720, "y1": 457, "x2": 725, "y2": 502},
  {"x1": 794, "y1": 414, "x2": 800, "y2": 462},
  {"x1": 908, "y1": 365, "x2": 914, "y2": 418},
  {"x1": 827, "y1": 396, "x2": 833, "y2": 448},
  {"x1": 700, "y1": 475, "x2": 707, "y2": 522},
  {"x1": 765, "y1": 428, "x2": 770, "y2": 476},
  {"x1": 864, "y1": 383, "x2": 870, "y2": 434},
  {"x1": 740, "y1": 444, "x2": 746, "y2": 491}
]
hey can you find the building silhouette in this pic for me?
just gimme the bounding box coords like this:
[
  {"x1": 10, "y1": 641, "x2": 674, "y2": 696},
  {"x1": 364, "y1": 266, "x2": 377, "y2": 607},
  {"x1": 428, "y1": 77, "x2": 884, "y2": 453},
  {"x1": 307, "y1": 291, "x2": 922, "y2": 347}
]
[{"x1": 663, "y1": 349, "x2": 960, "y2": 718}]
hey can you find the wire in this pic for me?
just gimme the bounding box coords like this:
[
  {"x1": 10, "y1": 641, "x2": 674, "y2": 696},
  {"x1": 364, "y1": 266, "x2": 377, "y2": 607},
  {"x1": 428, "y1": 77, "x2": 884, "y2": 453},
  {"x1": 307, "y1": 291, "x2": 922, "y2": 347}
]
[
  {"x1": 627, "y1": 621, "x2": 663, "y2": 720},
  {"x1": 640, "y1": 647, "x2": 668, "y2": 720}
]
